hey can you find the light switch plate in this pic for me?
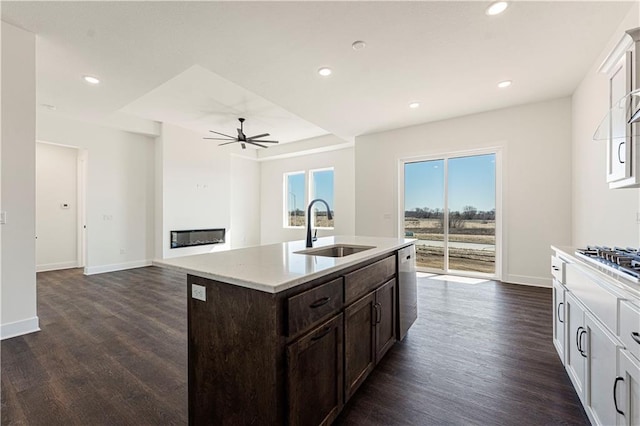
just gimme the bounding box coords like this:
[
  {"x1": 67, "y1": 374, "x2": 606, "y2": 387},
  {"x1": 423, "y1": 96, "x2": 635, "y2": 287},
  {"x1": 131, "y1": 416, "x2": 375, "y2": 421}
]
[{"x1": 192, "y1": 284, "x2": 206, "y2": 302}]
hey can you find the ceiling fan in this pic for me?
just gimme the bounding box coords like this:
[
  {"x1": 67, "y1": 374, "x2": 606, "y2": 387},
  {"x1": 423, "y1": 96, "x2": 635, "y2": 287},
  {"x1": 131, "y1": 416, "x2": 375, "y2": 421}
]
[{"x1": 204, "y1": 117, "x2": 279, "y2": 149}]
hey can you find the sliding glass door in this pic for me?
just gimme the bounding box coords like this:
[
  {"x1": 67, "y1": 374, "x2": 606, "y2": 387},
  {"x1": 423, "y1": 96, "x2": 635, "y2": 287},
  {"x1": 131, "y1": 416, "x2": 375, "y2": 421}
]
[{"x1": 403, "y1": 152, "x2": 497, "y2": 277}]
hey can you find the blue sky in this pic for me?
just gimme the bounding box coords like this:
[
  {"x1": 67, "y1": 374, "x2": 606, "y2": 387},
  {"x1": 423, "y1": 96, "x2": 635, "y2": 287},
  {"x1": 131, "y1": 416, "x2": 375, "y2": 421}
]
[
  {"x1": 404, "y1": 154, "x2": 495, "y2": 212},
  {"x1": 287, "y1": 170, "x2": 334, "y2": 212}
]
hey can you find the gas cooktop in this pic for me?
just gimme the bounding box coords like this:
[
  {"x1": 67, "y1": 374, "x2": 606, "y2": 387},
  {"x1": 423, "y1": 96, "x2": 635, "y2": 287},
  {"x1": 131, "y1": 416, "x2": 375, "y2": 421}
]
[{"x1": 575, "y1": 246, "x2": 640, "y2": 283}]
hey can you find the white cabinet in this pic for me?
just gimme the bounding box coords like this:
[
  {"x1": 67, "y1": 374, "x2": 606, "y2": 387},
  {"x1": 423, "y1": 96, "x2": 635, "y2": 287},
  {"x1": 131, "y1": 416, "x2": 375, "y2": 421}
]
[
  {"x1": 616, "y1": 348, "x2": 640, "y2": 426},
  {"x1": 599, "y1": 27, "x2": 640, "y2": 189},
  {"x1": 551, "y1": 247, "x2": 638, "y2": 426},
  {"x1": 565, "y1": 292, "x2": 587, "y2": 403},
  {"x1": 585, "y1": 314, "x2": 622, "y2": 426},
  {"x1": 553, "y1": 279, "x2": 566, "y2": 364}
]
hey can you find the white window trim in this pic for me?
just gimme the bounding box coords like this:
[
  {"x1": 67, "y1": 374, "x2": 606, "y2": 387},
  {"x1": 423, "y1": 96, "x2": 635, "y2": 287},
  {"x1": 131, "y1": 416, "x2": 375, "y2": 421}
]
[
  {"x1": 309, "y1": 167, "x2": 335, "y2": 230},
  {"x1": 397, "y1": 146, "x2": 503, "y2": 281},
  {"x1": 283, "y1": 171, "x2": 305, "y2": 229}
]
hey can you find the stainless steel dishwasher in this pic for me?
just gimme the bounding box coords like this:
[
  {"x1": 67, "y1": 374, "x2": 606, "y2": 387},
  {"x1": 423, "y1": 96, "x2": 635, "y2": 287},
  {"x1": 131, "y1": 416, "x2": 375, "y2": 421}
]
[{"x1": 397, "y1": 244, "x2": 418, "y2": 340}]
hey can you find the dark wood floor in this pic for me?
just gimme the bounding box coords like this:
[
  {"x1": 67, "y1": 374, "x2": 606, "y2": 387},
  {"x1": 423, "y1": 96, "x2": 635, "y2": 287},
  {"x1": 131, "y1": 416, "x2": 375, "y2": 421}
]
[{"x1": 1, "y1": 268, "x2": 588, "y2": 425}]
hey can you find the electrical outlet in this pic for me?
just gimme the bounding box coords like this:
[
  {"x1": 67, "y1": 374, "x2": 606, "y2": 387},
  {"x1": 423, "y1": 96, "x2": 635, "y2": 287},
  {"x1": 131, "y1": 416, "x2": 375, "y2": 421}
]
[{"x1": 192, "y1": 284, "x2": 206, "y2": 302}]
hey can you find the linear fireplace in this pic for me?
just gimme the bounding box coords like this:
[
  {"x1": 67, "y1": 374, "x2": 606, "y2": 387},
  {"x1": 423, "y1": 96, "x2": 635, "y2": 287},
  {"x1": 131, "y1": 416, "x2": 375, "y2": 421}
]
[{"x1": 170, "y1": 228, "x2": 225, "y2": 249}]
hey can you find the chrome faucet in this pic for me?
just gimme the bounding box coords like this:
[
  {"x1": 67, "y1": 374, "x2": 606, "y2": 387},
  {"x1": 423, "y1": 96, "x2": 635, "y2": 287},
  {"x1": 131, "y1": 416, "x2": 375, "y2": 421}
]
[{"x1": 306, "y1": 199, "x2": 333, "y2": 248}]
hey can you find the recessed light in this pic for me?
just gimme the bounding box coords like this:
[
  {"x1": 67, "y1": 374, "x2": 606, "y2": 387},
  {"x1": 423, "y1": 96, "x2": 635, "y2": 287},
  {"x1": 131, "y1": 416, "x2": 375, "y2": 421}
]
[
  {"x1": 83, "y1": 75, "x2": 100, "y2": 85},
  {"x1": 409, "y1": 102, "x2": 421, "y2": 109},
  {"x1": 317, "y1": 67, "x2": 332, "y2": 77},
  {"x1": 486, "y1": 1, "x2": 508, "y2": 16},
  {"x1": 497, "y1": 80, "x2": 512, "y2": 88},
  {"x1": 352, "y1": 40, "x2": 367, "y2": 51}
]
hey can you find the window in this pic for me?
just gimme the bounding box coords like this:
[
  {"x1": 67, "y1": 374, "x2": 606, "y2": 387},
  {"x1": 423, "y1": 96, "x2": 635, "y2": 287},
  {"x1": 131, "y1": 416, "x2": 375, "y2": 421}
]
[
  {"x1": 310, "y1": 168, "x2": 334, "y2": 228},
  {"x1": 283, "y1": 168, "x2": 335, "y2": 229},
  {"x1": 285, "y1": 172, "x2": 305, "y2": 227}
]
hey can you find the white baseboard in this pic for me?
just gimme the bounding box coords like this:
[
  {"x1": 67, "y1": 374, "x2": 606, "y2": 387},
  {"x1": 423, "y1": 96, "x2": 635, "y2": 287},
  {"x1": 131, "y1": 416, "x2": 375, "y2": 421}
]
[
  {"x1": 503, "y1": 274, "x2": 552, "y2": 288},
  {"x1": 1, "y1": 317, "x2": 40, "y2": 340},
  {"x1": 84, "y1": 259, "x2": 152, "y2": 275},
  {"x1": 36, "y1": 261, "x2": 79, "y2": 272}
]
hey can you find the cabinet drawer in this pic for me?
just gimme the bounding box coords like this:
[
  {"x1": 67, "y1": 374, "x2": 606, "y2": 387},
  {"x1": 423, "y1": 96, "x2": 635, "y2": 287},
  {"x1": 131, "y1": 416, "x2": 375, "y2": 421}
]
[
  {"x1": 620, "y1": 300, "x2": 640, "y2": 362},
  {"x1": 551, "y1": 255, "x2": 566, "y2": 284},
  {"x1": 566, "y1": 264, "x2": 619, "y2": 334},
  {"x1": 288, "y1": 277, "x2": 343, "y2": 336},
  {"x1": 344, "y1": 255, "x2": 396, "y2": 304}
]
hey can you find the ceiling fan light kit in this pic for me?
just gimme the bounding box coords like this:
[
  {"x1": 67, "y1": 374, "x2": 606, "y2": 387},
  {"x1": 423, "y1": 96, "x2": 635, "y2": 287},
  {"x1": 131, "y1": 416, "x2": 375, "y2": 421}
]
[{"x1": 203, "y1": 117, "x2": 280, "y2": 149}]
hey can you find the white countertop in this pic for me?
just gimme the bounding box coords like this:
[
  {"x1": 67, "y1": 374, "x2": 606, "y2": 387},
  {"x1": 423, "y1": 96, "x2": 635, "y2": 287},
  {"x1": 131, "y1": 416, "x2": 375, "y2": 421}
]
[
  {"x1": 154, "y1": 235, "x2": 415, "y2": 293},
  {"x1": 552, "y1": 245, "x2": 640, "y2": 299}
]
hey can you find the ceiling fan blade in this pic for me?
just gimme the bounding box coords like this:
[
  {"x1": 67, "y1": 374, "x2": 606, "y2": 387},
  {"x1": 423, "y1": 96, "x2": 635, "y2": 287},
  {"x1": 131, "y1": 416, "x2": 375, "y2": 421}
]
[
  {"x1": 247, "y1": 141, "x2": 268, "y2": 148},
  {"x1": 209, "y1": 130, "x2": 236, "y2": 139},
  {"x1": 218, "y1": 141, "x2": 238, "y2": 146},
  {"x1": 241, "y1": 142, "x2": 246, "y2": 149},
  {"x1": 247, "y1": 133, "x2": 269, "y2": 140},
  {"x1": 250, "y1": 139, "x2": 279, "y2": 143},
  {"x1": 204, "y1": 137, "x2": 236, "y2": 141}
]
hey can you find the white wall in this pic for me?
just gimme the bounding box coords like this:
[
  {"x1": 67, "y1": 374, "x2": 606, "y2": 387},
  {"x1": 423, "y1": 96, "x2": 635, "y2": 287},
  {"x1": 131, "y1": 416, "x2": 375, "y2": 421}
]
[
  {"x1": 157, "y1": 123, "x2": 233, "y2": 258},
  {"x1": 260, "y1": 147, "x2": 355, "y2": 245},
  {"x1": 36, "y1": 143, "x2": 78, "y2": 271},
  {"x1": 37, "y1": 113, "x2": 155, "y2": 274},
  {"x1": 1, "y1": 22, "x2": 39, "y2": 339},
  {"x1": 572, "y1": 3, "x2": 640, "y2": 248},
  {"x1": 355, "y1": 98, "x2": 573, "y2": 287},
  {"x1": 230, "y1": 154, "x2": 261, "y2": 248}
]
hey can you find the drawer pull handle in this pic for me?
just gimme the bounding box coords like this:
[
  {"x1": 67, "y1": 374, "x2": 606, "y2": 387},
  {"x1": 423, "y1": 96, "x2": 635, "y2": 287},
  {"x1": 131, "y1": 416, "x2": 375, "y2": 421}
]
[
  {"x1": 552, "y1": 266, "x2": 560, "y2": 271},
  {"x1": 309, "y1": 297, "x2": 331, "y2": 308},
  {"x1": 632, "y1": 331, "x2": 640, "y2": 345},
  {"x1": 311, "y1": 326, "x2": 333, "y2": 341},
  {"x1": 557, "y1": 302, "x2": 564, "y2": 323},
  {"x1": 614, "y1": 376, "x2": 624, "y2": 416},
  {"x1": 576, "y1": 327, "x2": 583, "y2": 352}
]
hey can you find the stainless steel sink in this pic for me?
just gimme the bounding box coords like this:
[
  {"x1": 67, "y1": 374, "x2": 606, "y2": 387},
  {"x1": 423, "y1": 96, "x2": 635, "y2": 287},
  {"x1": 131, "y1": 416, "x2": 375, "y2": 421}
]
[{"x1": 295, "y1": 244, "x2": 375, "y2": 258}]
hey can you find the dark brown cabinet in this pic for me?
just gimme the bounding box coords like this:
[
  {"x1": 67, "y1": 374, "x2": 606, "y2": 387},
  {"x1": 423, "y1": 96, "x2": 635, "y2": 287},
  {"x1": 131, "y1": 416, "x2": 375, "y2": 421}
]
[
  {"x1": 375, "y1": 279, "x2": 396, "y2": 360},
  {"x1": 187, "y1": 250, "x2": 412, "y2": 426},
  {"x1": 344, "y1": 292, "x2": 376, "y2": 400},
  {"x1": 344, "y1": 278, "x2": 396, "y2": 401},
  {"x1": 287, "y1": 313, "x2": 344, "y2": 426}
]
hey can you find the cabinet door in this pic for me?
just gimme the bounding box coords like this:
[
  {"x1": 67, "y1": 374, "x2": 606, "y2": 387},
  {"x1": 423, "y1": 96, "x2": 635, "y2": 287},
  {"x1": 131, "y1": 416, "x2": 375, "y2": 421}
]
[
  {"x1": 375, "y1": 278, "x2": 396, "y2": 361},
  {"x1": 344, "y1": 292, "x2": 376, "y2": 401},
  {"x1": 287, "y1": 313, "x2": 344, "y2": 426},
  {"x1": 617, "y1": 349, "x2": 640, "y2": 426},
  {"x1": 552, "y1": 279, "x2": 566, "y2": 364},
  {"x1": 585, "y1": 314, "x2": 620, "y2": 426},
  {"x1": 607, "y1": 54, "x2": 631, "y2": 183},
  {"x1": 565, "y1": 292, "x2": 587, "y2": 402}
]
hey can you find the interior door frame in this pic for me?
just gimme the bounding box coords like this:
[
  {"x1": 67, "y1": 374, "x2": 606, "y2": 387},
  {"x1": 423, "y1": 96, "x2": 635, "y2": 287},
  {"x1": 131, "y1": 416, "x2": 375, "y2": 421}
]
[
  {"x1": 397, "y1": 146, "x2": 504, "y2": 281},
  {"x1": 36, "y1": 140, "x2": 87, "y2": 270}
]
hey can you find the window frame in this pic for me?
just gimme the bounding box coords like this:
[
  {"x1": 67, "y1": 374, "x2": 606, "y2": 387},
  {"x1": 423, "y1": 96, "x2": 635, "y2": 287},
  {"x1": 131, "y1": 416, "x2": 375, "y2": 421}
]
[
  {"x1": 282, "y1": 167, "x2": 335, "y2": 230},
  {"x1": 309, "y1": 167, "x2": 335, "y2": 230},
  {"x1": 283, "y1": 171, "x2": 306, "y2": 229}
]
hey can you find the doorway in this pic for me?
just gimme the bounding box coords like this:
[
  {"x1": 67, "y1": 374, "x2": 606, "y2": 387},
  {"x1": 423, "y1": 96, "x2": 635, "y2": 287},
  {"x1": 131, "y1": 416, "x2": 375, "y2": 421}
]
[
  {"x1": 36, "y1": 142, "x2": 86, "y2": 272},
  {"x1": 401, "y1": 150, "x2": 501, "y2": 279}
]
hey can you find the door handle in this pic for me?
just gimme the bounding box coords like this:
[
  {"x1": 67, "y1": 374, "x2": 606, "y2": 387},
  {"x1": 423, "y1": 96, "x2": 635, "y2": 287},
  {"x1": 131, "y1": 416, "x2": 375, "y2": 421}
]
[
  {"x1": 618, "y1": 141, "x2": 625, "y2": 164},
  {"x1": 576, "y1": 327, "x2": 583, "y2": 352},
  {"x1": 557, "y1": 302, "x2": 564, "y2": 323},
  {"x1": 579, "y1": 329, "x2": 588, "y2": 358},
  {"x1": 311, "y1": 326, "x2": 333, "y2": 341},
  {"x1": 374, "y1": 303, "x2": 382, "y2": 324},
  {"x1": 613, "y1": 376, "x2": 624, "y2": 416}
]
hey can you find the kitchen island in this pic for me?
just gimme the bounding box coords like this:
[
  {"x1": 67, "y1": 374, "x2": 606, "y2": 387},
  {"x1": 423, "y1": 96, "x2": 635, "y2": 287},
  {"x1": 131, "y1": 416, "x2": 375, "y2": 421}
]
[{"x1": 154, "y1": 236, "x2": 417, "y2": 426}]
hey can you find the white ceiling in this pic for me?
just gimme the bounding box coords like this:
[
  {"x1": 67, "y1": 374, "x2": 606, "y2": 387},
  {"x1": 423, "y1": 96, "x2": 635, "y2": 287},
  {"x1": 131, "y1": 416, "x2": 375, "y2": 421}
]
[{"x1": 2, "y1": 1, "x2": 635, "y2": 145}]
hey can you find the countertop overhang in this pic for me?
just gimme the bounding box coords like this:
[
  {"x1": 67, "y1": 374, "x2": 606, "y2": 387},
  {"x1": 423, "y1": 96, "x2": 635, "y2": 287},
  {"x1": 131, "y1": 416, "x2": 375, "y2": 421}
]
[
  {"x1": 552, "y1": 245, "x2": 640, "y2": 299},
  {"x1": 154, "y1": 235, "x2": 416, "y2": 293}
]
